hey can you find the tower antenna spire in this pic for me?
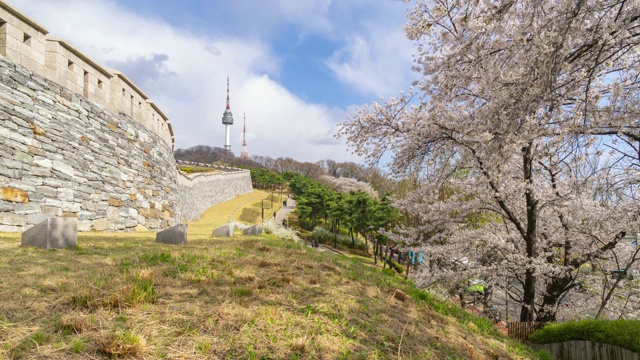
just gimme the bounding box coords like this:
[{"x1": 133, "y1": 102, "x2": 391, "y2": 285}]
[
  {"x1": 241, "y1": 112, "x2": 249, "y2": 160},
  {"x1": 225, "y1": 74, "x2": 230, "y2": 110}
]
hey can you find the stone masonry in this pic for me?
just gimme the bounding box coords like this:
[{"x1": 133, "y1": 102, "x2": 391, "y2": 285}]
[
  {"x1": 0, "y1": 57, "x2": 179, "y2": 232},
  {"x1": 0, "y1": 1, "x2": 254, "y2": 232},
  {"x1": 177, "y1": 169, "x2": 253, "y2": 222}
]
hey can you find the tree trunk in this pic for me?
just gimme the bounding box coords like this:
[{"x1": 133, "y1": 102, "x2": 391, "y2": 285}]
[
  {"x1": 349, "y1": 228, "x2": 355, "y2": 248},
  {"x1": 373, "y1": 240, "x2": 378, "y2": 264},
  {"x1": 595, "y1": 276, "x2": 623, "y2": 319},
  {"x1": 363, "y1": 231, "x2": 369, "y2": 254},
  {"x1": 536, "y1": 275, "x2": 574, "y2": 323},
  {"x1": 520, "y1": 143, "x2": 539, "y2": 322}
]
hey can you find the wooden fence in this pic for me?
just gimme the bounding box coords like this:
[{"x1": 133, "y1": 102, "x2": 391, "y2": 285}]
[
  {"x1": 507, "y1": 322, "x2": 546, "y2": 341},
  {"x1": 527, "y1": 340, "x2": 640, "y2": 360}
]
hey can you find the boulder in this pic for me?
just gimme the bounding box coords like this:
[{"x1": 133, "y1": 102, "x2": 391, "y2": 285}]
[
  {"x1": 242, "y1": 225, "x2": 263, "y2": 235},
  {"x1": 21, "y1": 217, "x2": 77, "y2": 249},
  {"x1": 156, "y1": 223, "x2": 187, "y2": 245},
  {"x1": 212, "y1": 222, "x2": 234, "y2": 237}
]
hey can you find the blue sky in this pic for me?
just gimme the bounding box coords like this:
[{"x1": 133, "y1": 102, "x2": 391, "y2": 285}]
[{"x1": 10, "y1": 0, "x2": 416, "y2": 162}]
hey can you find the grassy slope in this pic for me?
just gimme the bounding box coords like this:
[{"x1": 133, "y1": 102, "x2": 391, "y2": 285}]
[{"x1": 0, "y1": 193, "x2": 536, "y2": 359}]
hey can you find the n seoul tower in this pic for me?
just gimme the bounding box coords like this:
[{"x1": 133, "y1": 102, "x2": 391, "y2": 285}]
[{"x1": 221, "y1": 76, "x2": 234, "y2": 151}]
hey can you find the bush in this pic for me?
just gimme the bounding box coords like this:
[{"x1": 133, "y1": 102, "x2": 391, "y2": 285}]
[
  {"x1": 311, "y1": 227, "x2": 334, "y2": 242},
  {"x1": 310, "y1": 226, "x2": 367, "y2": 250},
  {"x1": 528, "y1": 319, "x2": 640, "y2": 353},
  {"x1": 389, "y1": 260, "x2": 404, "y2": 274}
]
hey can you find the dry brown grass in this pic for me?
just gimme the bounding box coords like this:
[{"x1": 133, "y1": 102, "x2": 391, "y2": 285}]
[
  {"x1": 0, "y1": 194, "x2": 536, "y2": 359},
  {"x1": 0, "y1": 232, "x2": 537, "y2": 359}
]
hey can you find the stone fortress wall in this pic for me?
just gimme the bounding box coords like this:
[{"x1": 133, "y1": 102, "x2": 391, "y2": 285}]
[
  {"x1": 0, "y1": 1, "x2": 253, "y2": 232},
  {"x1": 176, "y1": 162, "x2": 253, "y2": 222},
  {"x1": 0, "y1": 2, "x2": 174, "y2": 147}
]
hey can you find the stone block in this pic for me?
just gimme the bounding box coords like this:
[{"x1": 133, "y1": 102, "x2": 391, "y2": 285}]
[
  {"x1": 156, "y1": 223, "x2": 187, "y2": 245},
  {"x1": 0, "y1": 186, "x2": 29, "y2": 203},
  {"x1": 21, "y1": 217, "x2": 77, "y2": 249},
  {"x1": 52, "y1": 160, "x2": 74, "y2": 177},
  {"x1": 26, "y1": 212, "x2": 49, "y2": 225},
  {"x1": 57, "y1": 188, "x2": 74, "y2": 201},
  {"x1": 0, "y1": 201, "x2": 13, "y2": 212},
  {"x1": 242, "y1": 225, "x2": 263, "y2": 235},
  {"x1": 77, "y1": 220, "x2": 92, "y2": 232},
  {"x1": 0, "y1": 212, "x2": 27, "y2": 226},
  {"x1": 92, "y1": 217, "x2": 108, "y2": 231},
  {"x1": 212, "y1": 222, "x2": 234, "y2": 237},
  {"x1": 41, "y1": 205, "x2": 62, "y2": 216}
]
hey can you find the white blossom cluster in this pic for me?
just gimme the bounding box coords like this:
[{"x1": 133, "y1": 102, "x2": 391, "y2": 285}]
[
  {"x1": 316, "y1": 175, "x2": 378, "y2": 198},
  {"x1": 340, "y1": 0, "x2": 640, "y2": 321}
]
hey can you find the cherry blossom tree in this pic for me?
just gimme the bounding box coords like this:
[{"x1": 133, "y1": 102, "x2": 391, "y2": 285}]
[{"x1": 339, "y1": 0, "x2": 640, "y2": 321}]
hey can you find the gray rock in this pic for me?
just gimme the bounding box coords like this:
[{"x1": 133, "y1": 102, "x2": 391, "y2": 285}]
[
  {"x1": 21, "y1": 217, "x2": 77, "y2": 249},
  {"x1": 92, "y1": 218, "x2": 108, "y2": 231},
  {"x1": 14, "y1": 202, "x2": 40, "y2": 214},
  {"x1": 212, "y1": 222, "x2": 234, "y2": 237},
  {"x1": 0, "y1": 201, "x2": 12, "y2": 212},
  {"x1": 27, "y1": 212, "x2": 50, "y2": 225},
  {"x1": 156, "y1": 223, "x2": 187, "y2": 245},
  {"x1": 77, "y1": 220, "x2": 92, "y2": 231},
  {"x1": 52, "y1": 161, "x2": 74, "y2": 177},
  {"x1": 41, "y1": 206, "x2": 62, "y2": 216},
  {"x1": 0, "y1": 213, "x2": 27, "y2": 226},
  {"x1": 242, "y1": 225, "x2": 263, "y2": 235}
]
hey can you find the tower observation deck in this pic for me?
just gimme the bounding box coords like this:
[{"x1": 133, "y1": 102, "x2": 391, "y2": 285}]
[{"x1": 222, "y1": 76, "x2": 234, "y2": 151}]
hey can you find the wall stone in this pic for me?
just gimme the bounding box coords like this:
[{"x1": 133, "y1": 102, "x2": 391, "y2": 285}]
[
  {"x1": 177, "y1": 169, "x2": 253, "y2": 222},
  {"x1": 0, "y1": 57, "x2": 179, "y2": 232}
]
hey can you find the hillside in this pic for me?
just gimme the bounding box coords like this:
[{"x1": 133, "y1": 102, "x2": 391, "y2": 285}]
[
  {"x1": 0, "y1": 194, "x2": 538, "y2": 359},
  {"x1": 0, "y1": 236, "x2": 537, "y2": 359}
]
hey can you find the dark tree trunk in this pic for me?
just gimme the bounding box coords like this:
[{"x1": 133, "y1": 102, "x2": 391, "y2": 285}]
[
  {"x1": 520, "y1": 143, "x2": 538, "y2": 322},
  {"x1": 536, "y1": 275, "x2": 575, "y2": 322},
  {"x1": 349, "y1": 228, "x2": 355, "y2": 248},
  {"x1": 363, "y1": 231, "x2": 369, "y2": 254}
]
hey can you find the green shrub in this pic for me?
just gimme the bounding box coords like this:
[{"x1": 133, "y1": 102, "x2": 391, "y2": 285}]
[
  {"x1": 535, "y1": 349, "x2": 554, "y2": 360},
  {"x1": 528, "y1": 319, "x2": 640, "y2": 353},
  {"x1": 390, "y1": 260, "x2": 404, "y2": 274},
  {"x1": 311, "y1": 226, "x2": 366, "y2": 250}
]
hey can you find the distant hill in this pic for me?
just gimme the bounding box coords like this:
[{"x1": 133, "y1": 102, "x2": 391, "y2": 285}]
[
  {"x1": 174, "y1": 145, "x2": 236, "y2": 165},
  {"x1": 174, "y1": 145, "x2": 397, "y2": 196}
]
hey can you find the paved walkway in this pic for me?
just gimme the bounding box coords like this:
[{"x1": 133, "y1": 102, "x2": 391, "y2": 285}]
[
  {"x1": 266, "y1": 198, "x2": 334, "y2": 253},
  {"x1": 268, "y1": 196, "x2": 296, "y2": 227}
]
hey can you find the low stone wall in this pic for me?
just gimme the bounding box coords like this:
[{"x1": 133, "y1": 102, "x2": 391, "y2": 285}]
[
  {"x1": 0, "y1": 56, "x2": 179, "y2": 232},
  {"x1": 177, "y1": 169, "x2": 253, "y2": 222}
]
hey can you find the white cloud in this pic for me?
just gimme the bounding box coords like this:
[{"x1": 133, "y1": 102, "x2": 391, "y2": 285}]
[
  {"x1": 325, "y1": 7, "x2": 416, "y2": 97},
  {"x1": 234, "y1": 75, "x2": 349, "y2": 160},
  {"x1": 8, "y1": 0, "x2": 361, "y2": 162}
]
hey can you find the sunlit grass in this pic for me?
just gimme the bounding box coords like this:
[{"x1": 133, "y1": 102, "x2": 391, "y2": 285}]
[
  {"x1": 186, "y1": 190, "x2": 285, "y2": 238},
  {"x1": 0, "y1": 192, "x2": 538, "y2": 359}
]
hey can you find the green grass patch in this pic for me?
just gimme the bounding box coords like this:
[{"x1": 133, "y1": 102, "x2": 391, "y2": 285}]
[{"x1": 528, "y1": 319, "x2": 640, "y2": 353}]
